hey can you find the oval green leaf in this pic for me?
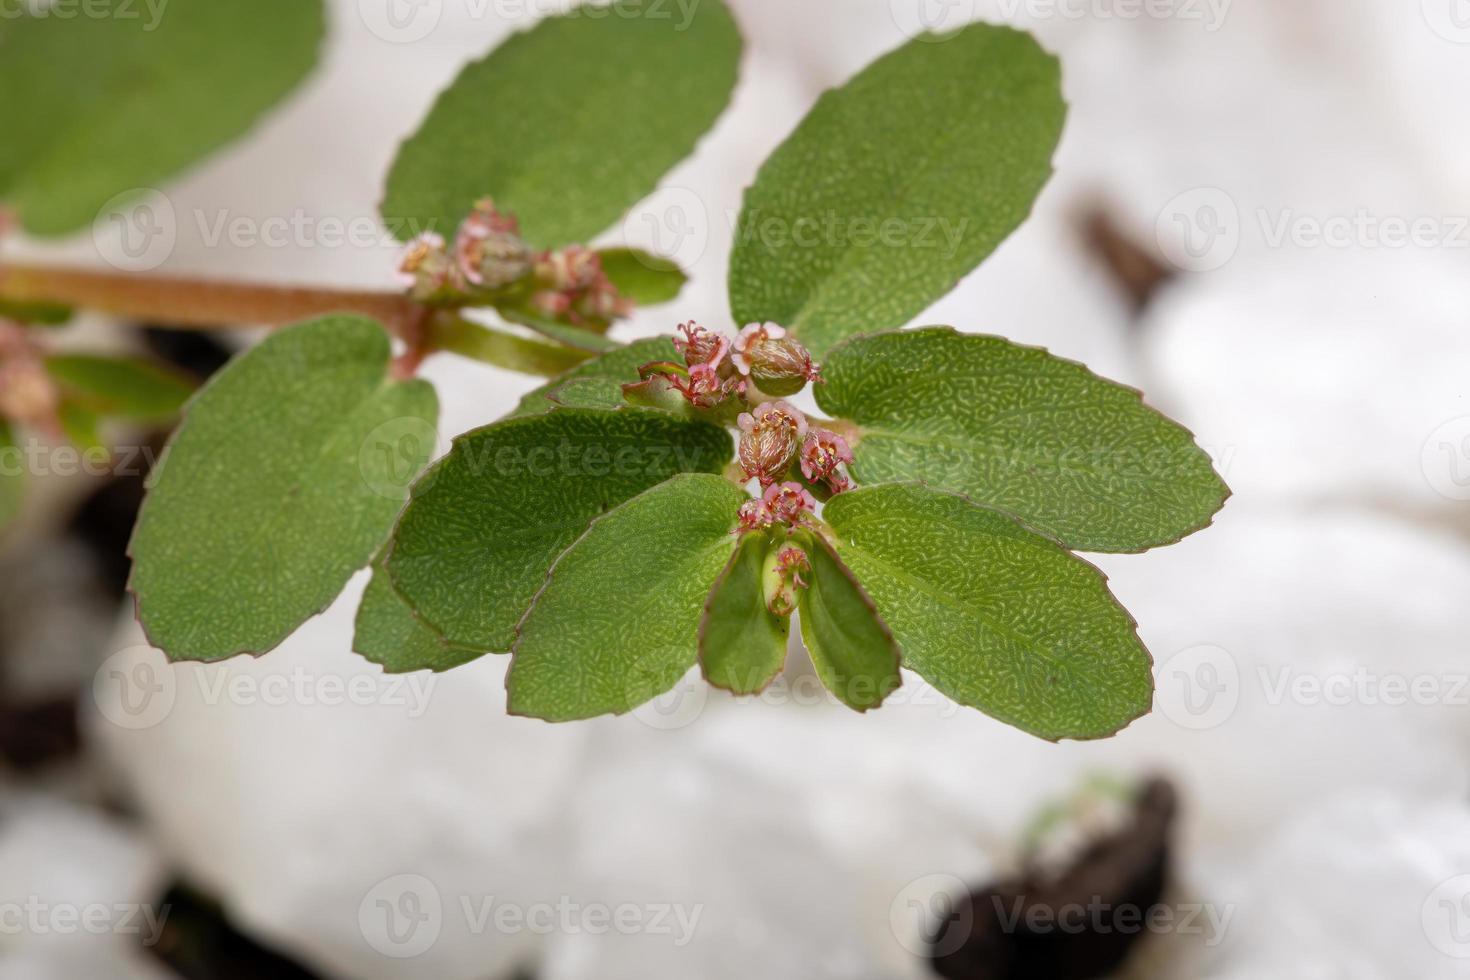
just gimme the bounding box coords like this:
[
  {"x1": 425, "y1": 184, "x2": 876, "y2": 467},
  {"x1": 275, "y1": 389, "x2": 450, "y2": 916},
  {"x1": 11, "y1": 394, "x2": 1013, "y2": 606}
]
[
  {"x1": 699, "y1": 533, "x2": 788, "y2": 695},
  {"x1": 728, "y1": 23, "x2": 1065, "y2": 356},
  {"x1": 382, "y1": 0, "x2": 742, "y2": 248},
  {"x1": 386, "y1": 408, "x2": 732, "y2": 651},
  {"x1": 129, "y1": 315, "x2": 439, "y2": 662},
  {"x1": 0, "y1": 0, "x2": 325, "y2": 236},
  {"x1": 817, "y1": 327, "x2": 1229, "y2": 553},
  {"x1": 353, "y1": 557, "x2": 484, "y2": 674},
  {"x1": 45, "y1": 354, "x2": 195, "y2": 423},
  {"x1": 796, "y1": 534, "x2": 901, "y2": 712},
  {"x1": 823, "y1": 483, "x2": 1153, "y2": 741},
  {"x1": 508, "y1": 473, "x2": 746, "y2": 722}
]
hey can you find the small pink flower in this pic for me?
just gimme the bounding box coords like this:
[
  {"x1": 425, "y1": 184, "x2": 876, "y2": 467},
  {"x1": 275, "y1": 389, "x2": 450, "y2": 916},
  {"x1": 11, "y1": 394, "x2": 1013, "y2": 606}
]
[
  {"x1": 731, "y1": 322, "x2": 785, "y2": 373},
  {"x1": 734, "y1": 497, "x2": 773, "y2": 534},
  {"x1": 765, "y1": 543, "x2": 812, "y2": 616},
  {"x1": 669, "y1": 362, "x2": 726, "y2": 408},
  {"x1": 536, "y1": 245, "x2": 601, "y2": 292},
  {"x1": 800, "y1": 428, "x2": 854, "y2": 493},
  {"x1": 531, "y1": 290, "x2": 573, "y2": 316},
  {"x1": 0, "y1": 329, "x2": 60, "y2": 434},
  {"x1": 737, "y1": 402, "x2": 807, "y2": 487},
  {"x1": 397, "y1": 232, "x2": 449, "y2": 291},
  {"x1": 775, "y1": 545, "x2": 810, "y2": 589},
  {"x1": 673, "y1": 321, "x2": 730, "y2": 369},
  {"x1": 454, "y1": 199, "x2": 531, "y2": 289},
  {"x1": 762, "y1": 481, "x2": 817, "y2": 527}
]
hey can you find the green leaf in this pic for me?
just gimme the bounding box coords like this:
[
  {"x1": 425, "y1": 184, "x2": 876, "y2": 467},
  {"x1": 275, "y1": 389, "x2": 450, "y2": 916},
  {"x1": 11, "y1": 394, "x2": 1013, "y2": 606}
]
[
  {"x1": 382, "y1": 0, "x2": 742, "y2": 248},
  {"x1": 353, "y1": 557, "x2": 484, "y2": 674},
  {"x1": 796, "y1": 534, "x2": 901, "y2": 712},
  {"x1": 728, "y1": 23, "x2": 1064, "y2": 356},
  {"x1": 547, "y1": 376, "x2": 627, "y2": 411},
  {"x1": 57, "y1": 400, "x2": 106, "y2": 458},
  {"x1": 598, "y1": 248, "x2": 688, "y2": 306},
  {"x1": 129, "y1": 316, "x2": 439, "y2": 662},
  {"x1": 508, "y1": 473, "x2": 746, "y2": 721},
  {"x1": 510, "y1": 337, "x2": 677, "y2": 417},
  {"x1": 0, "y1": 0, "x2": 325, "y2": 236},
  {"x1": 498, "y1": 307, "x2": 623, "y2": 354},
  {"x1": 386, "y1": 408, "x2": 732, "y2": 651},
  {"x1": 45, "y1": 354, "x2": 195, "y2": 423},
  {"x1": 817, "y1": 328, "x2": 1229, "y2": 553},
  {"x1": 823, "y1": 483, "x2": 1153, "y2": 740},
  {"x1": 0, "y1": 298, "x2": 72, "y2": 326},
  {"x1": 699, "y1": 533, "x2": 788, "y2": 695},
  {"x1": 0, "y1": 421, "x2": 23, "y2": 530}
]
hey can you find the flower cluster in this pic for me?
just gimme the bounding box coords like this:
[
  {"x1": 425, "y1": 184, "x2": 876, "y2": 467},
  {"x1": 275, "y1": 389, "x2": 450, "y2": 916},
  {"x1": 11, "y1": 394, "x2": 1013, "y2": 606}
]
[
  {"x1": 397, "y1": 198, "x2": 630, "y2": 325},
  {"x1": 736, "y1": 481, "x2": 818, "y2": 534},
  {"x1": 668, "y1": 321, "x2": 746, "y2": 408},
  {"x1": 655, "y1": 320, "x2": 820, "y2": 413},
  {"x1": 765, "y1": 543, "x2": 811, "y2": 617},
  {"x1": 735, "y1": 400, "x2": 853, "y2": 497},
  {"x1": 0, "y1": 321, "x2": 60, "y2": 437},
  {"x1": 529, "y1": 244, "x2": 632, "y2": 326}
]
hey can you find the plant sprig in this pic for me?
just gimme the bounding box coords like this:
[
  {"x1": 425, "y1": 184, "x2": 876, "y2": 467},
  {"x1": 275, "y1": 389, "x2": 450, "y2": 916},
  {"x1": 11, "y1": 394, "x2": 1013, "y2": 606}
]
[{"x1": 0, "y1": 1, "x2": 1229, "y2": 740}]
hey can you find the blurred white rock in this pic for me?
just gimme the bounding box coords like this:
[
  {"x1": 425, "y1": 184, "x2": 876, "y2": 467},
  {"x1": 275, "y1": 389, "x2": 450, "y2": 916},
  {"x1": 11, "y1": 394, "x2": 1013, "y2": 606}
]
[{"x1": 0, "y1": 794, "x2": 168, "y2": 974}]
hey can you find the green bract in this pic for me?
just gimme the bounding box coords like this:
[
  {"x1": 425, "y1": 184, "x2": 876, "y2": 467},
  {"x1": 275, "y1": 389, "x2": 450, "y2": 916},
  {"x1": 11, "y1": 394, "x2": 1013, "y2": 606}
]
[
  {"x1": 382, "y1": 0, "x2": 742, "y2": 247},
  {"x1": 0, "y1": 0, "x2": 324, "y2": 235},
  {"x1": 817, "y1": 328, "x2": 1229, "y2": 553},
  {"x1": 508, "y1": 474, "x2": 746, "y2": 721},
  {"x1": 129, "y1": 316, "x2": 438, "y2": 661},
  {"x1": 729, "y1": 22, "x2": 1065, "y2": 356},
  {"x1": 385, "y1": 409, "x2": 732, "y2": 652},
  {"x1": 699, "y1": 534, "x2": 790, "y2": 695},
  {"x1": 796, "y1": 534, "x2": 901, "y2": 712},
  {"x1": 824, "y1": 484, "x2": 1154, "y2": 740}
]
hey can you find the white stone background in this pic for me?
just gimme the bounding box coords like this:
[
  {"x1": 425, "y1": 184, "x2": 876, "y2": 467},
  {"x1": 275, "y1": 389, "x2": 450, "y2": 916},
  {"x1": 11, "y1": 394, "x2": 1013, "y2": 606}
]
[{"x1": 6, "y1": 0, "x2": 1470, "y2": 976}]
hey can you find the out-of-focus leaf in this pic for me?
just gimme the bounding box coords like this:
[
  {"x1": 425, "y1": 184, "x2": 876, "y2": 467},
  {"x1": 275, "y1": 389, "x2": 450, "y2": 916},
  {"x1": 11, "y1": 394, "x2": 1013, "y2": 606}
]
[{"x1": 45, "y1": 353, "x2": 194, "y2": 422}]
